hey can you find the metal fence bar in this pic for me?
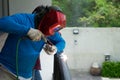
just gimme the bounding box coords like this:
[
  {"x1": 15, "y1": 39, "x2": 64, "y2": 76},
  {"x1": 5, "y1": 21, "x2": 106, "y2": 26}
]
[{"x1": 53, "y1": 53, "x2": 71, "y2": 80}]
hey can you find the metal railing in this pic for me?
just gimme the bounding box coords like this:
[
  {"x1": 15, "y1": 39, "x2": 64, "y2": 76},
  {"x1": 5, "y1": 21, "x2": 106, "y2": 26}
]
[{"x1": 53, "y1": 53, "x2": 71, "y2": 80}]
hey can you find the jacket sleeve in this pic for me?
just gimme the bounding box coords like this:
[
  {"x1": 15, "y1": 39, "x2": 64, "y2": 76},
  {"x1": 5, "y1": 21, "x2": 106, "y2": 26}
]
[
  {"x1": 48, "y1": 32, "x2": 66, "y2": 54},
  {"x1": 0, "y1": 14, "x2": 30, "y2": 35}
]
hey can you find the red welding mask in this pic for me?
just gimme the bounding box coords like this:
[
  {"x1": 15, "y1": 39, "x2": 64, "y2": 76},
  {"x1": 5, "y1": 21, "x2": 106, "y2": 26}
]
[{"x1": 38, "y1": 9, "x2": 66, "y2": 36}]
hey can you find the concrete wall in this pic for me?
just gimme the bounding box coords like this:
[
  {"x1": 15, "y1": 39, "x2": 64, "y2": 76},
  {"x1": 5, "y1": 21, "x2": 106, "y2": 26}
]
[
  {"x1": 61, "y1": 27, "x2": 120, "y2": 72},
  {"x1": 9, "y1": 0, "x2": 52, "y2": 14}
]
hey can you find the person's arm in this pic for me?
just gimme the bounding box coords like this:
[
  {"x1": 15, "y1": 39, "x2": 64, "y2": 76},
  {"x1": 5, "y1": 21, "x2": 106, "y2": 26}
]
[
  {"x1": 0, "y1": 14, "x2": 30, "y2": 36},
  {"x1": 0, "y1": 14, "x2": 43, "y2": 41},
  {"x1": 48, "y1": 32, "x2": 66, "y2": 54}
]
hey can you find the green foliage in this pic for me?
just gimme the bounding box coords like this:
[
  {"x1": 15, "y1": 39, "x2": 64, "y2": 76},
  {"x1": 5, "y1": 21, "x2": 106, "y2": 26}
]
[
  {"x1": 102, "y1": 61, "x2": 120, "y2": 78},
  {"x1": 52, "y1": 0, "x2": 95, "y2": 27},
  {"x1": 79, "y1": 0, "x2": 120, "y2": 27}
]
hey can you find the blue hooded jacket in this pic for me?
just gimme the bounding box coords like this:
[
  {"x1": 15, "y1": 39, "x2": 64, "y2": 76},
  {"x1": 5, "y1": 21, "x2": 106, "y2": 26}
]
[{"x1": 0, "y1": 13, "x2": 66, "y2": 78}]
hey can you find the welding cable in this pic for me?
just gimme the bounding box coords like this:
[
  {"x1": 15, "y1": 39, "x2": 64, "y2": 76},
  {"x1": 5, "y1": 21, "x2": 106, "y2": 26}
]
[
  {"x1": 16, "y1": 38, "x2": 22, "y2": 80},
  {"x1": 15, "y1": 37, "x2": 53, "y2": 80}
]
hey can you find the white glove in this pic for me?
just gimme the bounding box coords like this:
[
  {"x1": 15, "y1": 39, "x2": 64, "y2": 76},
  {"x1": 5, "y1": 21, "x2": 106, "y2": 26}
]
[
  {"x1": 27, "y1": 28, "x2": 43, "y2": 41},
  {"x1": 43, "y1": 44, "x2": 57, "y2": 55}
]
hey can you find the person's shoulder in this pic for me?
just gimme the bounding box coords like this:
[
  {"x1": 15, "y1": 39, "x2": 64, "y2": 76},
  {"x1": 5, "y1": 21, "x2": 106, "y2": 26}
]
[
  {"x1": 54, "y1": 32, "x2": 61, "y2": 36},
  {"x1": 50, "y1": 32, "x2": 62, "y2": 38}
]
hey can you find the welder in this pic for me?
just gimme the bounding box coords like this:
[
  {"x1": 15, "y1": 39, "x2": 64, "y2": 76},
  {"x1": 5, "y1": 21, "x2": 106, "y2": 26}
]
[{"x1": 0, "y1": 5, "x2": 66, "y2": 80}]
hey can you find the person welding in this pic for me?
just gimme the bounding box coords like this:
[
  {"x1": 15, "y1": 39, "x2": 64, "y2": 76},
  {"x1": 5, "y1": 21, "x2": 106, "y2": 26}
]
[{"x1": 0, "y1": 5, "x2": 66, "y2": 80}]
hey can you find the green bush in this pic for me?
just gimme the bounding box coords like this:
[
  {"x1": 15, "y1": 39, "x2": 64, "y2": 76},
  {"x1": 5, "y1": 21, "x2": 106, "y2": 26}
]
[{"x1": 102, "y1": 61, "x2": 120, "y2": 78}]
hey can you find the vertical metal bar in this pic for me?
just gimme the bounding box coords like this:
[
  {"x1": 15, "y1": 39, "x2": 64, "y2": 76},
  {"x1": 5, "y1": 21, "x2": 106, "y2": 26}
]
[
  {"x1": 7, "y1": 0, "x2": 9, "y2": 15},
  {"x1": 2, "y1": 0, "x2": 4, "y2": 16},
  {"x1": 2, "y1": 0, "x2": 9, "y2": 16}
]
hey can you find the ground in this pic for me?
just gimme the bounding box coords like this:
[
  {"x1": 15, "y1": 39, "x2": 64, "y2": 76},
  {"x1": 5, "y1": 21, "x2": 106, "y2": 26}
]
[{"x1": 70, "y1": 69, "x2": 102, "y2": 80}]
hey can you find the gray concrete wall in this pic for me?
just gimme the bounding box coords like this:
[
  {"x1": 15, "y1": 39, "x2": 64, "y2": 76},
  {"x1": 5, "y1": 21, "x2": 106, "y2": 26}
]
[
  {"x1": 9, "y1": 0, "x2": 52, "y2": 15},
  {"x1": 61, "y1": 27, "x2": 120, "y2": 72}
]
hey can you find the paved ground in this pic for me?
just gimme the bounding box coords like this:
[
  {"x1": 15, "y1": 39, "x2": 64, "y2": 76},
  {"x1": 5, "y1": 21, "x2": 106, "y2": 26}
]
[{"x1": 70, "y1": 69, "x2": 102, "y2": 80}]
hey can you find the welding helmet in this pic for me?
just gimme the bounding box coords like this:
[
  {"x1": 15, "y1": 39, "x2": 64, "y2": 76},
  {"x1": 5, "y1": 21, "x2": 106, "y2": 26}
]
[{"x1": 34, "y1": 6, "x2": 66, "y2": 36}]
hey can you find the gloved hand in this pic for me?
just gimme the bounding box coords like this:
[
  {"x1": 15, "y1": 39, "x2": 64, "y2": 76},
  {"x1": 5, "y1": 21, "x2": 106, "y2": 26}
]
[
  {"x1": 27, "y1": 28, "x2": 44, "y2": 41},
  {"x1": 43, "y1": 44, "x2": 57, "y2": 55}
]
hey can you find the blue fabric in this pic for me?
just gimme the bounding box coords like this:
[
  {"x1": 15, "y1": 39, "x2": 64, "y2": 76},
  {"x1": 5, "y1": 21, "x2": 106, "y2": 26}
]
[{"x1": 0, "y1": 13, "x2": 66, "y2": 78}]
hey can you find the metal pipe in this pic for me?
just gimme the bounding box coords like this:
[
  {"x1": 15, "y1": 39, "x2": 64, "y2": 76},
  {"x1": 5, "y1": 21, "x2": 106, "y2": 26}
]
[
  {"x1": 7, "y1": 0, "x2": 9, "y2": 15},
  {"x1": 2, "y1": 0, "x2": 9, "y2": 16},
  {"x1": 2, "y1": 0, "x2": 4, "y2": 16}
]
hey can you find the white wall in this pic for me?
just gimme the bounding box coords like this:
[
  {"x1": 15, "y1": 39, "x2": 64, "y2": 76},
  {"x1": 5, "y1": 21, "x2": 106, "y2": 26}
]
[
  {"x1": 61, "y1": 27, "x2": 120, "y2": 72},
  {"x1": 9, "y1": 0, "x2": 51, "y2": 14},
  {"x1": 40, "y1": 50, "x2": 54, "y2": 80}
]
